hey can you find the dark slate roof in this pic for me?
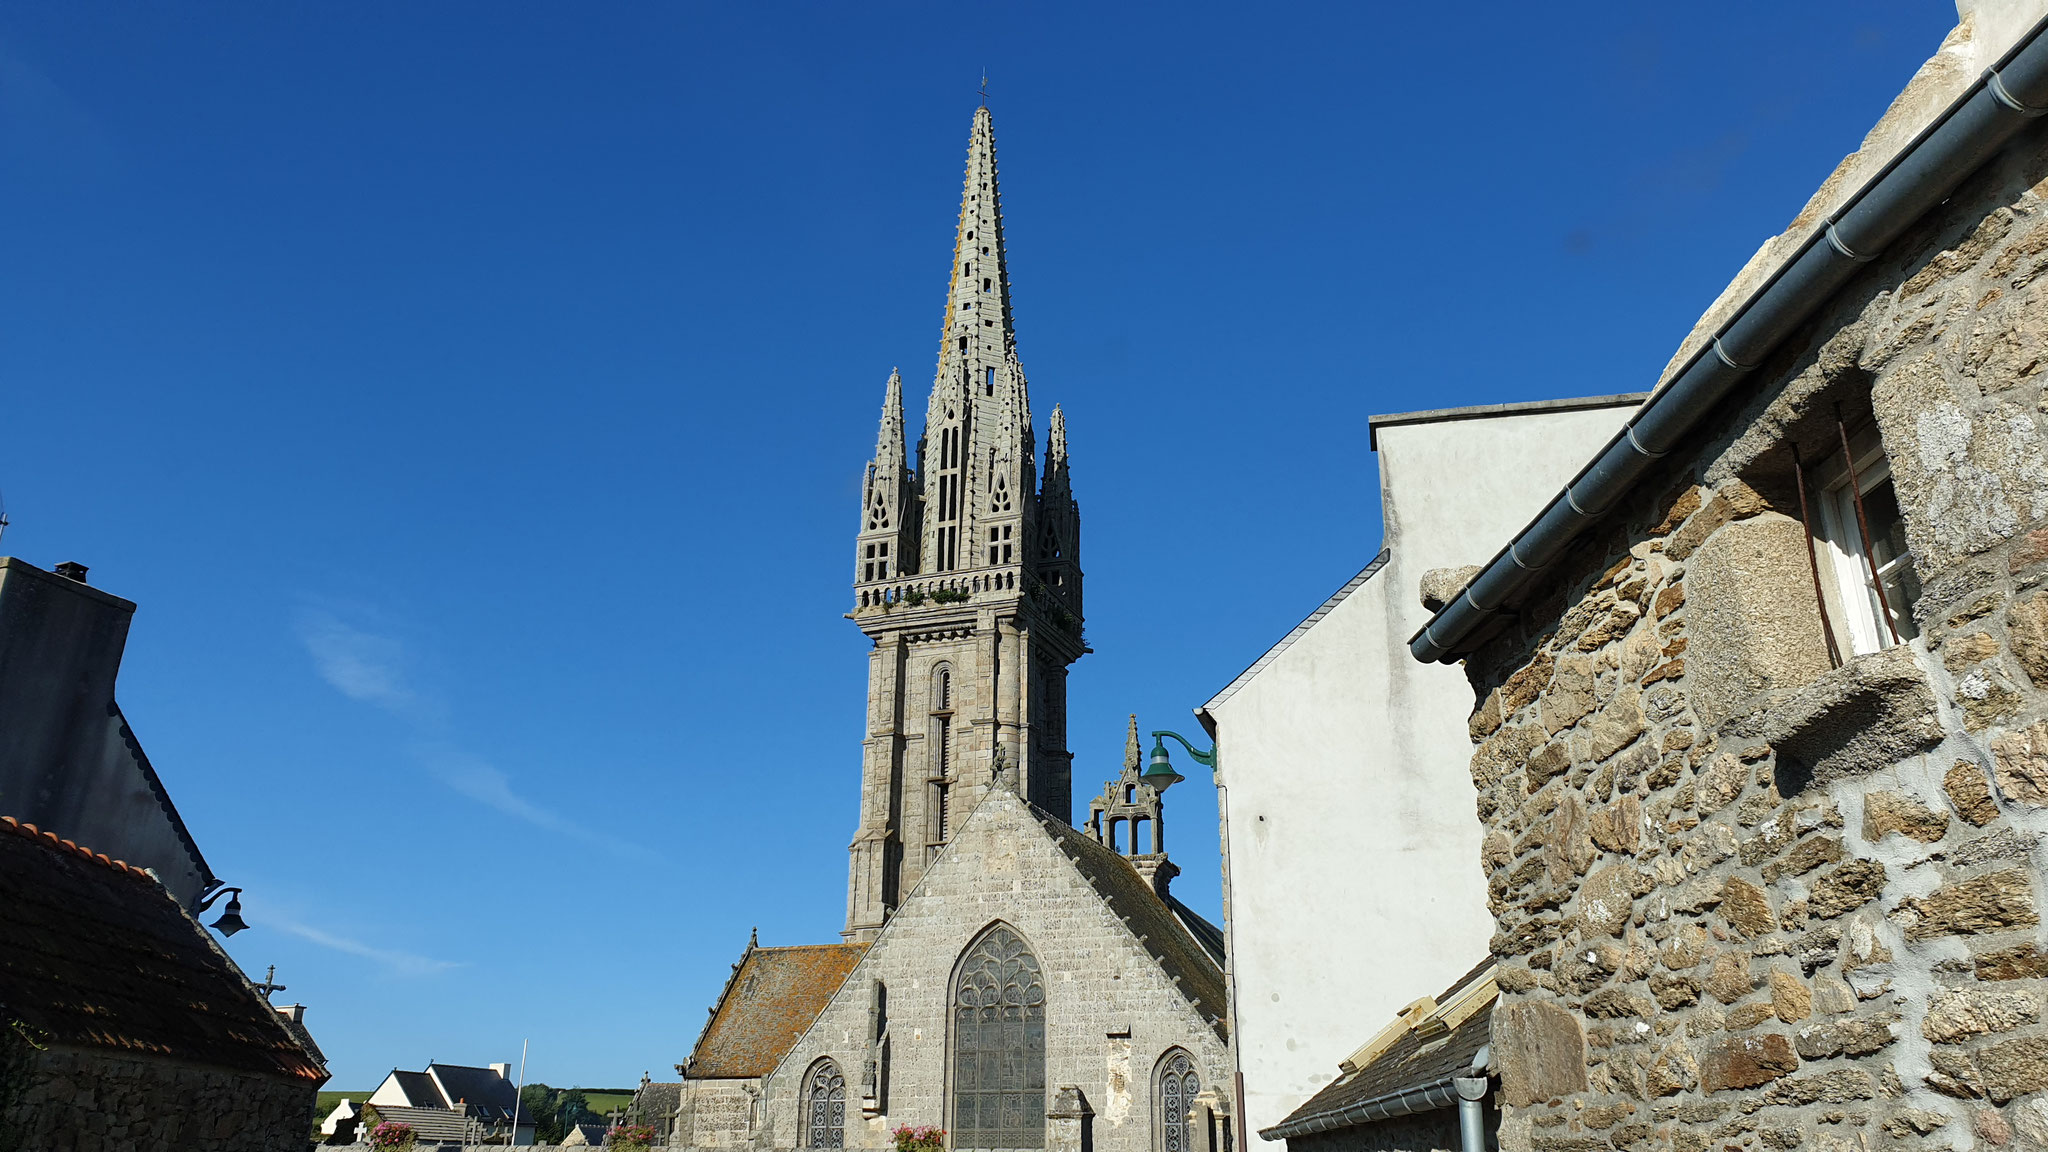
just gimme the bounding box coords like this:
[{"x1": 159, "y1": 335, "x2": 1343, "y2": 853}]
[
  {"x1": 685, "y1": 942, "x2": 869, "y2": 1079},
  {"x1": 0, "y1": 815, "x2": 326, "y2": 1082},
  {"x1": 384, "y1": 1068, "x2": 444, "y2": 1107},
  {"x1": 1167, "y1": 896, "x2": 1226, "y2": 966},
  {"x1": 1031, "y1": 808, "x2": 1228, "y2": 1034},
  {"x1": 429, "y1": 1063, "x2": 529, "y2": 1122},
  {"x1": 630, "y1": 1080, "x2": 683, "y2": 1123},
  {"x1": 1266, "y1": 960, "x2": 1496, "y2": 1139}
]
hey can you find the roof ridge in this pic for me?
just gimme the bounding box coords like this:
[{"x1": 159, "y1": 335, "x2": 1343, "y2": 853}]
[{"x1": 0, "y1": 815, "x2": 157, "y2": 883}]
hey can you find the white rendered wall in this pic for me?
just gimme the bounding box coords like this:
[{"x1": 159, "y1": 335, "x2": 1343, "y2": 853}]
[{"x1": 1205, "y1": 401, "x2": 1635, "y2": 1136}]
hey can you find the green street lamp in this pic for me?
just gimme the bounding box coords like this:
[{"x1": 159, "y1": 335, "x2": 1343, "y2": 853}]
[{"x1": 1142, "y1": 730, "x2": 1216, "y2": 792}]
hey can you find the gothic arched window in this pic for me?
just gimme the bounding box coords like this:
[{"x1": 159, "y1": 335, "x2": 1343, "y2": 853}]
[
  {"x1": 804, "y1": 1058, "x2": 846, "y2": 1148},
  {"x1": 952, "y1": 924, "x2": 1046, "y2": 1149},
  {"x1": 930, "y1": 664, "x2": 955, "y2": 847},
  {"x1": 1155, "y1": 1049, "x2": 1201, "y2": 1152}
]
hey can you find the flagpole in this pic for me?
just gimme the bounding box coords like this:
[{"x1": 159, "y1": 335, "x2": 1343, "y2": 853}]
[{"x1": 512, "y1": 1038, "x2": 529, "y2": 1146}]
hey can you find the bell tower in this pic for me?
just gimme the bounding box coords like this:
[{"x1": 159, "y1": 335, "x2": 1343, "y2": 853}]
[{"x1": 843, "y1": 106, "x2": 1087, "y2": 942}]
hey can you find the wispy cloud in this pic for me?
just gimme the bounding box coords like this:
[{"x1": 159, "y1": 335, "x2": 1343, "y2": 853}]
[
  {"x1": 295, "y1": 602, "x2": 659, "y2": 862},
  {"x1": 297, "y1": 609, "x2": 415, "y2": 712},
  {"x1": 267, "y1": 915, "x2": 464, "y2": 978},
  {"x1": 414, "y1": 741, "x2": 660, "y2": 862}
]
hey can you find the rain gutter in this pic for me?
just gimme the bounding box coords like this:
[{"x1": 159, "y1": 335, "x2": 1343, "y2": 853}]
[
  {"x1": 1410, "y1": 15, "x2": 2048, "y2": 664},
  {"x1": 1259, "y1": 1046, "x2": 1492, "y2": 1141}
]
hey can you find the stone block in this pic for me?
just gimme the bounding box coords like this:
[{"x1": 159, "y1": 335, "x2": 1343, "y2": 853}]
[
  {"x1": 1496, "y1": 1000, "x2": 1589, "y2": 1107},
  {"x1": 1760, "y1": 835, "x2": 1844, "y2": 882},
  {"x1": 1588, "y1": 794, "x2": 1643, "y2": 855},
  {"x1": 1698, "y1": 1033, "x2": 1798, "y2": 1093},
  {"x1": 1683, "y1": 515, "x2": 1834, "y2": 725},
  {"x1": 1947, "y1": 761, "x2": 2001, "y2": 826},
  {"x1": 1903, "y1": 869, "x2": 2039, "y2": 940},
  {"x1": 1768, "y1": 971, "x2": 1811, "y2": 1022},
  {"x1": 1976, "y1": 1034, "x2": 2048, "y2": 1103},
  {"x1": 1588, "y1": 688, "x2": 1648, "y2": 763},
  {"x1": 1943, "y1": 630, "x2": 2002, "y2": 673},
  {"x1": 1873, "y1": 349, "x2": 2048, "y2": 568},
  {"x1": 1992, "y1": 721, "x2": 2048, "y2": 805},
  {"x1": 1861, "y1": 790, "x2": 1950, "y2": 843},
  {"x1": 1756, "y1": 645, "x2": 1942, "y2": 787},
  {"x1": 1808, "y1": 860, "x2": 1888, "y2": 919},
  {"x1": 1579, "y1": 865, "x2": 1636, "y2": 937},
  {"x1": 1793, "y1": 1013, "x2": 1899, "y2": 1058},
  {"x1": 1705, "y1": 951, "x2": 1755, "y2": 1004},
  {"x1": 1923, "y1": 987, "x2": 2040, "y2": 1043},
  {"x1": 1541, "y1": 655, "x2": 1597, "y2": 735},
  {"x1": 1720, "y1": 878, "x2": 1777, "y2": 938},
  {"x1": 1419, "y1": 566, "x2": 1481, "y2": 613},
  {"x1": 1977, "y1": 944, "x2": 2048, "y2": 981}
]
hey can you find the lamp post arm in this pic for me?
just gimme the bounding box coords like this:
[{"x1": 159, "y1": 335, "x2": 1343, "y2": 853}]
[{"x1": 1150, "y1": 730, "x2": 1216, "y2": 771}]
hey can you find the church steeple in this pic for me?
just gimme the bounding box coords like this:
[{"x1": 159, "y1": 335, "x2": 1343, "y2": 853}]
[
  {"x1": 843, "y1": 106, "x2": 1087, "y2": 943},
  {"x1": 921, "y1": 106, "x2": 1033, "y2": 577}
]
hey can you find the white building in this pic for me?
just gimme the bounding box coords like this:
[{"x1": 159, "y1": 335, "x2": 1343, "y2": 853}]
[{"x1": 1198, "y1": 395, "x2": 1643, "y2": 1137}]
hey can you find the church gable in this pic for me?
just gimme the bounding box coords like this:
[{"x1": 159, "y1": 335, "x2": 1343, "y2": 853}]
[{"x1": 757, "y1": 789, "x2": 1228, "y2": 1152}]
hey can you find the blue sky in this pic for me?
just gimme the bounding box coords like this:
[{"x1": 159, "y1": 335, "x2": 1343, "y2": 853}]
[{"x1": 0, "y1": 2, "x2": 1957, "y2": 1089}]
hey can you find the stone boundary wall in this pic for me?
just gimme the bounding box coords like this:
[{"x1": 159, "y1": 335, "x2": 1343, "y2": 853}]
[{"x1": 1456, "y1": 99, "x2": 2048, "y2": 1152}]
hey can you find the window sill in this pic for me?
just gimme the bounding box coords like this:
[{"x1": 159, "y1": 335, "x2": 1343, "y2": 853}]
[{"x1": 1758, "y1": 645, "x2": 1943, "y2": 788}]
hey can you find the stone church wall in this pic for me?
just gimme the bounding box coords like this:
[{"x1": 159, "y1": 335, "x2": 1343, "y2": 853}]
[
  {"x1": 1456, "y1": 114, "x2": 2048, "y2": 1151},
  {"x1": 762, "y1": 791, "x2": 1228, "y2": 1152},
  {"x1": 674, "y1": 1078, "x2": 758, "y2": 1148},
  {"x1": 5, "y1": 1042, "x2": 316, "y2": 1152}
]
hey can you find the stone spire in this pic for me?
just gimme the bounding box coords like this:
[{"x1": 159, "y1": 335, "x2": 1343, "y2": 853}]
[
  {"x1": 856, "y1": 369, "x2": 918, "y2": 585},
  {"x1": 1124, "y1": 713, "x2": 1142, "y2": 771},
  {"x1": 920, "y1": 106, "x2": 1034, "y2": 576}
]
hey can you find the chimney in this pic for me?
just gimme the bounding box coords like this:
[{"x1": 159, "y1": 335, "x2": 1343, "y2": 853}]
[
  {"x1": 275, "y1": 1004, "x2": 307, "y2": 1024},
  {"x1": 490, "y1": 1062, "x2": 512, "y2": 1080},
  {"x1": 53, "y1": 562, "x2": 88, "y2": 583}
]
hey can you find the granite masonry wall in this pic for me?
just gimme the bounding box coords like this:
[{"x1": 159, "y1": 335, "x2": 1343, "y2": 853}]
[
  {"x1": 1456, "y1": 112, "x2": 2048, "y2": 1150},
  {"x1": 5, "y1": 1043, "x2": 315, "y2": 1152}
]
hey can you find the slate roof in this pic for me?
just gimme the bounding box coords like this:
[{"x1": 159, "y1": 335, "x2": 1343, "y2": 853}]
[
  {"x1": 384, "y1": 1069, "x2": 442, "y2": 1107},
  {"x1": 684, "y1": 942, "x2": 869, "y2": 1079},
  {"x1": 429, "y1": 1062, "x2": 525, "y2": 1121},
  {"x1": 0, "y1": 815, "x2": 326, "y2": 1082},
  {"x1": 363, "y1": 1103, "x2": 475, "y2": 1142},
  {"x1": 630, "y1": 1079, "x2": 683, "y2": 1124},
  {"x1": 1265, "y1": 960, "x2": 1496, "y2": 1140},
  {"x1": 1031, "y1": 808, "x2": 1228, "y2": 1033}
]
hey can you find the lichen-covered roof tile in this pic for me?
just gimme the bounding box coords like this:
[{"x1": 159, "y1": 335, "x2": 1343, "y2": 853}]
[{"x1": 684, "y1": 942, "x2": 869, "y2": 1079}]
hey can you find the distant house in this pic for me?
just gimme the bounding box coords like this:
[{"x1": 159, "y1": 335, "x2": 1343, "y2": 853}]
[
  {"x1": 364, "y1": 1061, "x2": 535, "y2": 1145},
  {"x1": 320, "y1": 1098, "x2": 364, "y2": 1143},
  {"x1": 561, "y1": 1120, "x2": 609, "y2": 1146},
  {"x1": 0, "y1": 814, "x2": 328, "y2": 1148}
]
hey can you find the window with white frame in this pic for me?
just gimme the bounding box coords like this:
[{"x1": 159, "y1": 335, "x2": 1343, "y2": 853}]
[{"x1": 1813, "y1": 426, "x2": 1922, "y2": 657}]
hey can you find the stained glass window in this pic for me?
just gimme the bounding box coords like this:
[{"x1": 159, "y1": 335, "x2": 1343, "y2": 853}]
[
  {"x1": 806, "y1": 1059, "x2": 846, "y2": 1148},
  {"x1": 1156, "y1": 1050, "x2": 1200, "y2": 1152},
  {"x1": 952, "y1": 925, "x2": 1046, "y2": 1149}
]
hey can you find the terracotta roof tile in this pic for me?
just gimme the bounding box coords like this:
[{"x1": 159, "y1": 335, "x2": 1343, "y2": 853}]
[
  {"x1": 0, "y1": 815, "x2": 326, "y2": 1082},
  {"x1": 684, "y1": 943, "x2": 868, "y2": 1079}
]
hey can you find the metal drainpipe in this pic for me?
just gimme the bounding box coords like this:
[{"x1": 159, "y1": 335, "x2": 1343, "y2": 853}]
[
  {"x1": 1408, "y1": 12, "x2": 2048, "y2": 665},
  {"x1": 1454, "y1": 1077, "x2": 1488, "y2": 1152}
]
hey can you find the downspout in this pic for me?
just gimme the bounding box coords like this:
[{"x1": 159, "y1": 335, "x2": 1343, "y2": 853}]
[
  {"x1": 1410, "y1": 13, "x2": 2048, "y2": 665},
  {"x1": 1454, "y1": 1077, "x2": 1487, "y2": 1152}
]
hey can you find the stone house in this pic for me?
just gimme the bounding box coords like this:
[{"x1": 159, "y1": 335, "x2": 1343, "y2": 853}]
[
  {"x1": 1198, "y1": 395, "x2": 1640, "y2": 1138},
  {"x1": 0, "y1": 813, "x2": 327, "y2": 1150},
  {"x1": 626, "y1": 1073, "x2": 684, "y2": 1144},
  {"x1": 1405, "y1": 5, "x2": 2048, "y2": 1149}
]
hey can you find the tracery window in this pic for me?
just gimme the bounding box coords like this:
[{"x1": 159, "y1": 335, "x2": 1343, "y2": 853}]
[
  {"x1": 952, "y1": 924, "x2": 1046, "y2": 1149},
  {"x1": 1154, "y1": 1049, "x2": 1200, "y2": 1152},
  {"x1": 805, "y1": 1058, "x2": 846, "y2": 1148}
]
